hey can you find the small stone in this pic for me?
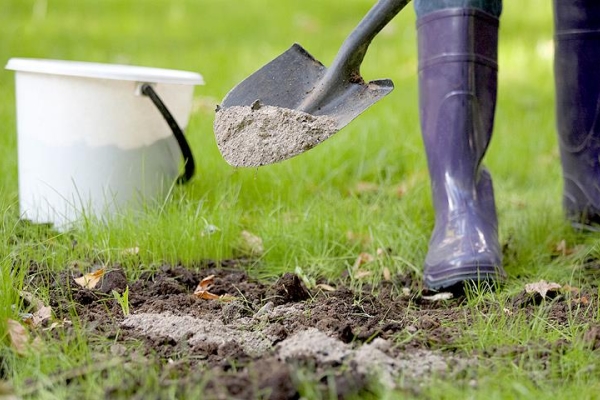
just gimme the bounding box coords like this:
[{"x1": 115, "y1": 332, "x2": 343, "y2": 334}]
[
  {"x1": 250, "y1": 99, "x2": 263, "y2": 110},
  {"x1": 254, "y1": 301, "x2": 274, "y2": 318}
]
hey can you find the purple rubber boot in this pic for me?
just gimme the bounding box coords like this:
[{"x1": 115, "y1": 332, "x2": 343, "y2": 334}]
[
  {"x1": 554, "y1": 0, "x2": 600, "y2": 230},
  {"x1": 417, "y1": 8, "x2": 506, "y2": 291}
]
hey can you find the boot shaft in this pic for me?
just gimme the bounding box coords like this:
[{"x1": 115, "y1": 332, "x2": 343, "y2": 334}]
[
  {"x1": 417, "y1": 8, "x2": 498, "y2": 67},
  {"x1": 554, "y1": 1, "x2": 600, "y2": 150},
  {"x1": 417, "y1": 9, "x2": 499, "y2": 204},
  {"x1": 553, "y1": 0, "x2": 600, "y2": 225}
]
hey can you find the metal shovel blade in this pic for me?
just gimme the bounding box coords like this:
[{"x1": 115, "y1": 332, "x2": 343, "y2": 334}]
[
  {"x1": 220, "y1": 43, "x2": 394, "y2": 128},
  {"x1": 215, "y1": 0, "x2": 408, "y2": 167}
]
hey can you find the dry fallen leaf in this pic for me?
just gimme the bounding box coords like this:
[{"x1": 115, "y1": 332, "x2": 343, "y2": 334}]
[
  {"x1": 383, "y1": 267, "x2": 391, "y2": 281},
  {"x1": 353, "y1": 252, "x2": 375, "y2": 270},
  {"x1": 525, "y1": 280, "x2": 562, "y2": 298},
  {"x1": 194, "y1": 291, "x2": 221, "y2": 300},
  {"x1": 196, "y1": 275, "x2": 215, "y2": 291},
  {"x1": 19, "y1": 291, "x2": 52, "y2": 327},
  {"x1": 7, "y1": 319, "x2": 29, "y2": 355},
  {"x1": 422, "y1": 292, "x2": 454, "y2": 302},
  {"x1": 354, "y1": 270, "x2": 372, "y2": 279},
  {"x1": 43, "y1": 318, "x2": 72, "y2": 332},
  {"x1": 239, "y1": 230, "x2": 264, "y2": 256},
  {"x1": 121, "y1": 247, "x2": 140, "y2": 256},
  {"x1": 74, "y1": 268, "x2": 105, "y2": 289},
  {"x1": 575, "y1": 296, "x2": 590, "y2": 305},
  {"x1": 29, "y1": 306, "x2": 52, "y2": 327},
  {"x1": 315, "y1": 284, "x2": 336, "y2": 292},
  {"x1": 193, "y1": 275, "x2": 235, "y2": 301},
  {"x1": 19, "y1": 291, "x2": 42, "y2": 308}
]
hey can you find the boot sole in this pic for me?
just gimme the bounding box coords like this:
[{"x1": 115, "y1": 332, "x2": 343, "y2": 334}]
[{"x1": 424, "y1": 263, "x2": 506, "y2": 292}]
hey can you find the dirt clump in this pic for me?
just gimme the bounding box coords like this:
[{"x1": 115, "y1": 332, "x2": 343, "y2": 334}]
[
  {"x1": 269, "y1": 272, "x2": 311, "y2": 305},
  {"x1": 97, "y1": 268, "x2": 128, "y2": 294}
]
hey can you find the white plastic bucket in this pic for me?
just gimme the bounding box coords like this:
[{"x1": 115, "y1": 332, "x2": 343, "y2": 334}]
[{"x1": 5, "y1": 58, "x2": 204, "y2": 229}]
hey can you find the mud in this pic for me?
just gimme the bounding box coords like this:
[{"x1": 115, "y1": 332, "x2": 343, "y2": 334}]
[
  {"x1": 21, "y1": 262, "x2": 600, "y2": 399},
  {"x1": 213, "y1": 103, "x2": 338, "y2": 167}
]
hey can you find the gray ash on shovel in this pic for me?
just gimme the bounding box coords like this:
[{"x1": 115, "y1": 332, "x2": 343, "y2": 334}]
[{"x1": 214, "y1": 101, "x2": 338, "y2": 167}]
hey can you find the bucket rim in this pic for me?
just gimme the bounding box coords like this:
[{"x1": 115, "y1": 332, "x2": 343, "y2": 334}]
[{"x1": 5, "y1": 58, "x2": 204, "y2": 85}]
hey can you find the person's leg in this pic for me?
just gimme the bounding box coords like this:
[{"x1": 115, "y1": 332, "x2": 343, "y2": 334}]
[
  {"x1": 414, "y1": 0, "x2": 506, "y2": 290},
  {"x1": 553, "y1": 0, "x2": 600, "y2": 229}
]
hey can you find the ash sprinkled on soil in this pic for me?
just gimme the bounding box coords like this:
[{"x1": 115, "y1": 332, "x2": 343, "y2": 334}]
[
  {"x1": 22, "y1": 263, "x2": 599, "y2": 399},
  {"x1": 214, "y1": 103, "x2": 338, "y2": 167}
]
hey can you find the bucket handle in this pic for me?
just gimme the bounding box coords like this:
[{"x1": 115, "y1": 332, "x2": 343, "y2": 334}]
[{"x1": 140, "y1": 83, "x2": 195, "y2": 184}]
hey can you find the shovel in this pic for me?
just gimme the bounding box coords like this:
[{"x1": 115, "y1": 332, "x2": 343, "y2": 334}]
[{"x1": 215, "y1": 0, "x2": 410, "y2": 166}]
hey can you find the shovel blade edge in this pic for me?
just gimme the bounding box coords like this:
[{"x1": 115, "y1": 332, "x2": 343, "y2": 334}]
[{"x1": 221, "y1": 43, "x2": 325, "y2": 110}]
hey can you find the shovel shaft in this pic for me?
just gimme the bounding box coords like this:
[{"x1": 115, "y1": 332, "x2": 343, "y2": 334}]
[
  {"x1": 333, "y1": 0, "x2": 410, "y2": 76},
  {"x1": 299, "y1": 0, "x2": 409, "y2": 113}
]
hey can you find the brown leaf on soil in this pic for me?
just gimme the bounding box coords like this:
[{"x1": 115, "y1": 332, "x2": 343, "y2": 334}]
[
  {"x1": 382, "y1": 267, "x2": 391, "y2": 281},
  {"x1": 193, "y1": 275, "x2": 235, "y2": 301},
  {"x1": 74, "y1": 268, "x2": 105, "y2": 289},
  {"x1": 193, "y1": 289, "x2": 236, "y2": 302},
  {"x1": 315, "y1": 283, "x2": 336, "y2": 292},
  {"x1": 353, "y1": 252, "x2": 375, "y2": 270},
  {"x1": 7, "y1": 319, "x2": 30, "y2": 355},
  {"x1": 196, "y1": 275, "x2": 215, "y2": 291},
  {"x1": 422, "y1": 292, "x2": 454, "y2": 302},
  {"x1": 575, "y1": 296, "x2": 590, "y2": 305},
  {"x1": 26, "y1": 306, "x2": 52, "y2": 328},
  {"x1": 20, "y1": 291, "x2": 52, "y2": 327},
  {"x1": 525, "y1": 280, "x2": 562, "y2": 298},
  {"x1": 42, "y1": 318, "x2": 72, "y2": 332},
  {"x1": 354, "y1": 270, "x2": 372, "y2": 279},
  {"x1": 194, "y1": 291, "x2": 221, "y2": 300},
  {"x1": 239, "y1": 230, "x2": 264, "y2": 256}
]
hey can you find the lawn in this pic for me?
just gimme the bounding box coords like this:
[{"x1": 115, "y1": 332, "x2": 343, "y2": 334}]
[{"x1": 2, "y1": 1, "x2": 600, "y2": 399}]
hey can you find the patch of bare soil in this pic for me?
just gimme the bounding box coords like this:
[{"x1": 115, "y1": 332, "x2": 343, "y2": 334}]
[{"x1": 22, "y1": 262, "x2": 599, "y2": 399}]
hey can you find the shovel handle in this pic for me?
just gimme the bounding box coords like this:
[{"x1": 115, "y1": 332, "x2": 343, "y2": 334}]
[
  {"x1": 141, "y1": 84, "x2": 195, "y2": 185},
  {"x1": 334, "y1": 0, "x2": 409, "y2": 74},
  {"x1": 300, "y1": 0, "x2": 409, "y2": 113}
]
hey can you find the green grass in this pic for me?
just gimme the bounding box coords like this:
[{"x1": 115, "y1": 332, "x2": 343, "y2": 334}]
[{"x1": 2, "y1": 0, "x2": 600, "y2": 398}]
